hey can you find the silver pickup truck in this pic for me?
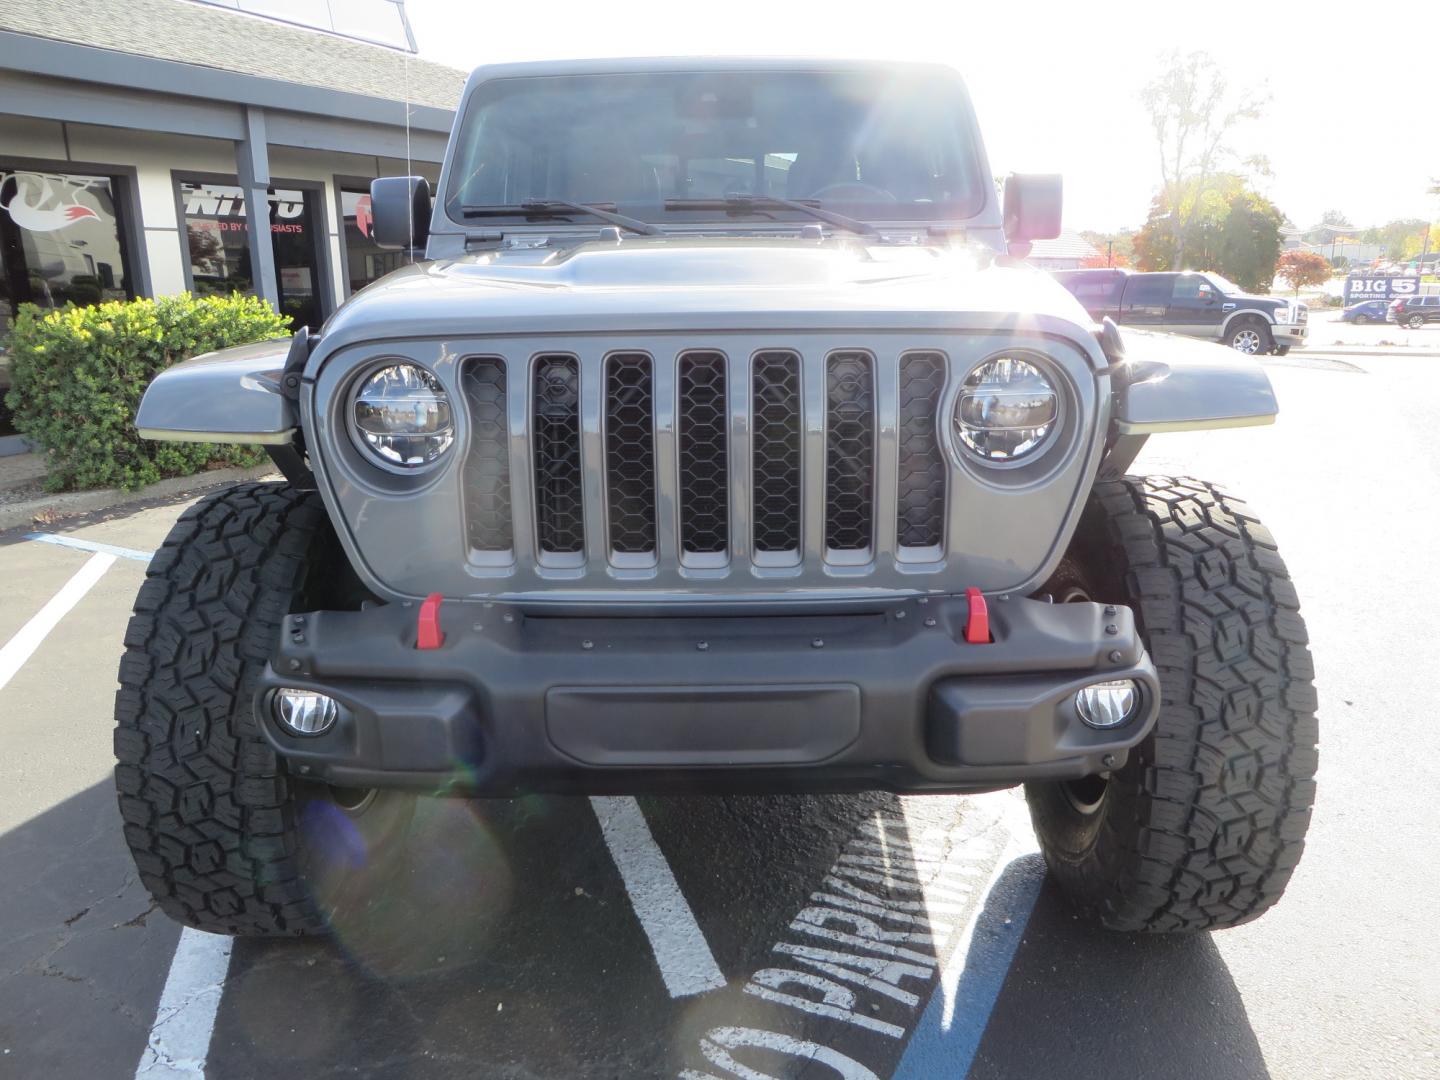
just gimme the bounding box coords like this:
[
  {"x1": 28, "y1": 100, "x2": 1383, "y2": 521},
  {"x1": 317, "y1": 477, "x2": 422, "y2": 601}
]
[{"x1": 115, "y1": 57, "x2": 1317, "y2": 941}]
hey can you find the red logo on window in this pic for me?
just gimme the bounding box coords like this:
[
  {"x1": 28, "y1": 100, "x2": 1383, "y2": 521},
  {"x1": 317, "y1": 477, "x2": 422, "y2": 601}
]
[
  {"x1": 355, "y1": 195, "x2": 373, "y2": 238},
  {"x1": 1, "y1": 173, "x2": 102, "y2": 233}
]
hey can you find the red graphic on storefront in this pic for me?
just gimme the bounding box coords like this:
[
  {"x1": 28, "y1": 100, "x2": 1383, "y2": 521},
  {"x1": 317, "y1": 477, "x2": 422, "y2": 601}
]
[
  {"x1": 355, "y1": 195, "x2": 373, "y2": 238},
  {"x1": 1, "y1": 173, "x2": 103, "y2": 233}
]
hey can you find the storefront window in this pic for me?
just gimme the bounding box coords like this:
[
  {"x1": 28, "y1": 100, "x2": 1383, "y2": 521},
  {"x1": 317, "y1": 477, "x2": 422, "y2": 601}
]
[
  {"x1": 1, "y1": 169, "x2": 134, "y2": 336},
  {"x1": 339, "y1": 188, "x2": 404, "y2": 294},
  {"x1": 178, "y1": 180, "x2": 323, "y2": 330}
]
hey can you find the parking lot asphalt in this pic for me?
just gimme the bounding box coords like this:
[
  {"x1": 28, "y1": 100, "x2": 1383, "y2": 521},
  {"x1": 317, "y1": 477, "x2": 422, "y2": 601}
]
[{"x1": 2, "y1": 353, "x2": 1438, "y2": 1080}]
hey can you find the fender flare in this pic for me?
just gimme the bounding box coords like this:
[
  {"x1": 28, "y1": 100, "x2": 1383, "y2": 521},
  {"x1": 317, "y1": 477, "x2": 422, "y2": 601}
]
[
  {"x1": 1219, "y1": 307, "x2": 1278, "y2": 338},
  {"x1": 1108, "y1": 325, "x2": 1277, "y2": 435},
  {"x1": 135, "y1": 332, "x2": 304, "y2": 444}
]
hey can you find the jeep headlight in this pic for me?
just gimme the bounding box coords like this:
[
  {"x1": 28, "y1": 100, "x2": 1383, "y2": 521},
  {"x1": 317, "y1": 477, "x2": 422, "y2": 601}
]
[
  {"x1": 352, "y1": 363, "x2": 454, "y2": 468},
  {"x1": 955, "y1": 356, "x2": 1058, "y2": 462}
]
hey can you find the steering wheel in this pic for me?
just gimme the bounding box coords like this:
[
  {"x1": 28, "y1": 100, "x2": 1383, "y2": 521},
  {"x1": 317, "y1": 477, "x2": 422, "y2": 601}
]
[{"x1": 808, "y1": 181, "x2": 897, "y2": 203}]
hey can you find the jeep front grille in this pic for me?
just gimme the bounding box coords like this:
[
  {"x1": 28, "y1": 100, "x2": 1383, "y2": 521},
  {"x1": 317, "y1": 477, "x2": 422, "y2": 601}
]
[
  {"x1": 459, "y1": 345, "x2": 955, "y2": 587},
  {"x1": 751, "y1": 351, "x2": 802, "y2": 555},
  {"x1": 677, "y1": 352, "x2": 730, "y2": 557},
  {"x1": 532, "y1": 355, "x2": 585, "y2": 556}
]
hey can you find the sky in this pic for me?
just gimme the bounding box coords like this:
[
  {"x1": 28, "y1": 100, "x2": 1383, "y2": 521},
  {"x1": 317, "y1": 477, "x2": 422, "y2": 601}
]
[{"x1": 403, "y1": 0, "x2": 1439, "y2": 234}]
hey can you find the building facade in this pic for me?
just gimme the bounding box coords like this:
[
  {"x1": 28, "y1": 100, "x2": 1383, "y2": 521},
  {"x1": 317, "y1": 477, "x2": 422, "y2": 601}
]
[{"x1": 0, "y1": 0, "x2": 464, "y2": 344}]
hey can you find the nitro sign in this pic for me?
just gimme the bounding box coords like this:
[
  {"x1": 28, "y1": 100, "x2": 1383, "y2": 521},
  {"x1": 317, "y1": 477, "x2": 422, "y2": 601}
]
[{"x1": 1345, "y1": 275, "x2": 1420, "y2": 304}]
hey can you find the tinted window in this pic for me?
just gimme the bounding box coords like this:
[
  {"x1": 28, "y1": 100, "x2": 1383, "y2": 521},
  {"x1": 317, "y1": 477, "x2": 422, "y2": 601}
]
[
  {"x1": 1122, "y1": 275, "x2": 1172, "y2": 307},
  {"x1": 1, "y1": 168, "x2": 135, "y2": 337},
  {"x1": 1061, "y1": 274, "x2": 1124, "y2": 307},
  {"x1": 1171, "y1": 275, "x2": 1215, "y2": 301},
  {"x1": 445, "y1": 70, "x2": 986, "y2": 224},
  {"x1": 179, "y1": 180, "x2": 322, "y2": 330},
  {"x1": 339, "y1": 188, "x2": 405, "y2": 294}
]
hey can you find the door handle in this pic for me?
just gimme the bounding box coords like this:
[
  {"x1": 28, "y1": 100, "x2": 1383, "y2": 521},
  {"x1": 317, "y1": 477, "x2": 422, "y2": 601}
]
[{"x1": 1222, "y1": 303, "x2": 1237, "y2": 311}]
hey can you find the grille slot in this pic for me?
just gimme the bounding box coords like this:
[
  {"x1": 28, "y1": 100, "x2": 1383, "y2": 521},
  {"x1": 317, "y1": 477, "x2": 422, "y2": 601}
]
[
  {"x1": 532, "y1": 355, "x2": 584, "y2": 554},
  {"x1": 604, "y1": 353, "x2": 657, "y2": 555},
  {"x1": 825, "y1": 352, "x2": 875, "y2": 552},
  {"x1": 751, "y1": 351, "x2": 802, "y2": 554},
  {"x1": 896, "y1": 352, "x2": 947, "y2": 548},
  {"x1": 460, "y1": 357, "x2": 512, "y2": 552},
  {"x1": 677, "y1": 351, "x2": 729, "y2": 556}
]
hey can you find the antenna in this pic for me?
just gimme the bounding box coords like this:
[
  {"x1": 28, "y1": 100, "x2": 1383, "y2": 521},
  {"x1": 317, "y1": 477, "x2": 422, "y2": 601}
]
[{"x1": 403, "y1": 50, "x2": 414, "y2": 264}]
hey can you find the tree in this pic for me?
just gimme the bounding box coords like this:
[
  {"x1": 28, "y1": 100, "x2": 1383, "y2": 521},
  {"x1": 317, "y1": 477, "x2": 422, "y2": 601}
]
[
  {"x1": 1141, "y1": 51, "x2": 1268, "y2": 269},
  {"x1": 1275, "y1": 250, "x2": 1331, "y2": 294},
  {"x1": 1132, "y1": 175, "x2": 1283, "y2": 291},
  {"x1": 1079, "y1": 229, "x2": 1134, "y2": 267}
]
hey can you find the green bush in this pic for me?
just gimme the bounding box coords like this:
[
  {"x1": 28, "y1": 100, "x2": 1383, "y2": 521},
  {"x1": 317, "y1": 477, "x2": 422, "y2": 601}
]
[{"x1": 4, "y1": 293, "x2": 290, "y2": 492}]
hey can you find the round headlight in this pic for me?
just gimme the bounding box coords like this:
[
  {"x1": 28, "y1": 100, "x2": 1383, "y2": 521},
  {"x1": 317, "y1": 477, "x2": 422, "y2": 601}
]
[
  {"x1": 955, "y1": 356, "x2": 1058, "y2": 462},
  {"x1": 353, "y1": 364, "x2": 454, "y2": 468}
]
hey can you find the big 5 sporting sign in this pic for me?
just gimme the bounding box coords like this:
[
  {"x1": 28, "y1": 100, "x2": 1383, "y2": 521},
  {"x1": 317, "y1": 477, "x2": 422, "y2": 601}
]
[{"x1": 1345, "y1": 275, "x2": 1421, "y2": 303}]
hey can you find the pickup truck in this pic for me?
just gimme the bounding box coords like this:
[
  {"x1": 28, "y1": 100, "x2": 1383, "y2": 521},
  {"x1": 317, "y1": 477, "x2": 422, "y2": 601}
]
[{"x1": 1052, "y1": 267, "x2": 1307, "y2": 354}]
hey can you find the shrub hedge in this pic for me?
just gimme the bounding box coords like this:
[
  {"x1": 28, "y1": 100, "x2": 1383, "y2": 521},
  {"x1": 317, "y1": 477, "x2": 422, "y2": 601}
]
[{"x1": 4, "y1": 293, "x2": 291, "y2": 491}]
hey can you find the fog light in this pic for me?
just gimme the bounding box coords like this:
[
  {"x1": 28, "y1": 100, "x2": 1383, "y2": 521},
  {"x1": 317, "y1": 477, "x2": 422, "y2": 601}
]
[
  {"x1": 274, "y1": 689, "x2": 338, "y2": 736},
  {"x1": 1075, "y1": 679, "x2": 1138, "y2": 729}
]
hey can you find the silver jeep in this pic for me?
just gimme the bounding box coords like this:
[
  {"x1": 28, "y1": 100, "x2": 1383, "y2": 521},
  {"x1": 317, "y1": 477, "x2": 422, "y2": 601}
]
[{"x1": 116, "y1": 58, "x2": 1317, "y2": 939}]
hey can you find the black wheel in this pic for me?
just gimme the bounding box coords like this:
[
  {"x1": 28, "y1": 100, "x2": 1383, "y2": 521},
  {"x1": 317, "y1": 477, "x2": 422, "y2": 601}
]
[
  {"x1": 113, "y1": 482, "x2": 414, "y2": 936},
  {"x1": 1353, "y1": 314, "x2": 1370, "y2": 325},
  {"x1": 1226, "y1": 317, "x2": 1273, "y2": 355},
  {"x1": 1406, "y1": 314, "x2": 1425, "y2": 329},
  {"x1": 1026, "y1": 477, "x2": 1318, "y2": 933}
]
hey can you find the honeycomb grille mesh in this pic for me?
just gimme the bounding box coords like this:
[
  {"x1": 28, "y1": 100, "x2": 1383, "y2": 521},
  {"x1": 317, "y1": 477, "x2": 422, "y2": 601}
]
[
  {"x1": 896, "y1": 352, "x2": 947, "y2": 548},
  {"x1": 825, "y1": 352, "x2": 875, "y2": 551},
  {"x1": 678, "y1": 352, "x2": 729, "y2": 554},
  {"x1": 751, "y1": 351, "x2": 802, "y2": 553},
  {"x1": 532, "y1": 355, "x2": 584, "y2": 554},
  {"x1": 460, "y1": 358, "x2": 511, "y2": 552},
  {"x1": 605, "y1": 354, "x2": 656, "y2": 554}
]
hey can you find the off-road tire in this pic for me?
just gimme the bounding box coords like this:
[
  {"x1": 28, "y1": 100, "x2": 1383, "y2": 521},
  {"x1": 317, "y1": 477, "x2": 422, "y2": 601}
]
[
  {"x1": 1226, "y1": 317, "x2": 1273, "y2": 355},
  {"x1": 1026, "y1": 476, "x2": 1318, "y2": 933},
  {"x1": 113, "y1": 482, "x2": 412, "y2": 936}
]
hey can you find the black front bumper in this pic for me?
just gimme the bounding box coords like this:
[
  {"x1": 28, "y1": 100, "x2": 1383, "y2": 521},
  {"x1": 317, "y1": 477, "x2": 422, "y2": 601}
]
[{"x1": 256, "y1": 596, "x2": 1160, "y2": 796}]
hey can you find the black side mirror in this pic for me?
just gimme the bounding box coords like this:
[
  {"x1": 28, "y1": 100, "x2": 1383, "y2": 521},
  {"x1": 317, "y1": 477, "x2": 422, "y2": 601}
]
[
  {"x1": 1003, "y1": 173, "x2": 1063, "y2": 243},
  {"x1": 370, "y1": 176, "x2": 431, "y2": 251}
]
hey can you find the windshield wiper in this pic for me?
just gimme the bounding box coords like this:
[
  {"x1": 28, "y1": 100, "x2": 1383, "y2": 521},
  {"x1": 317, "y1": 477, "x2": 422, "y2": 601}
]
[
  {"x1": 459, "y1": 199, "x2": 664, "y2": 236},
  {"x1": 663, "y1": 194, "x2": 880, "y2": 239}
]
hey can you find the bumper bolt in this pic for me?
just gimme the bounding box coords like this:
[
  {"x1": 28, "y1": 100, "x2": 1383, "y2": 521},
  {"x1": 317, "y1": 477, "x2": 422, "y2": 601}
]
[
  {"x1": 1102, "y1": 753, "x2": 1117, "y2": 769},
  {"x1": 1105, "y1": 623, "x2": 1118, "y2": 635},
  {"x1": 924, "y1": 617, "x2": 937, "y2": 627},
  {"x1": 895, "y1": 610, "x2": 906, "y2": 620},
  {"x1": 503, "y1": 612, "x2": 515, "y2": 623},
  {"x1": 582, "y1": 640, "x2": 594, "y2": 650},
  {"x1": 1108, "y1": 649, "x2": 1122, "y2": 662},
  {"x1": 812, "y1": 638, "x2": 824, "y2": 649},
  {"x1": 1104, "y1": 605, "x2": 1117, "y2": 616},
  {"x1": 697, "y1": 641, "x2": 709, "y2": 651},
  {"x1": 287, "y1": 658, "x2": 301, "y2": 671}
]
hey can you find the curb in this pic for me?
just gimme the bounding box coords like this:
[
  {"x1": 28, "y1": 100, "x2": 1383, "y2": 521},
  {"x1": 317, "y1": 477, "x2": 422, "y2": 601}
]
[{"x1": 0, "y1": 464, "x2": 280, "y2": 534}]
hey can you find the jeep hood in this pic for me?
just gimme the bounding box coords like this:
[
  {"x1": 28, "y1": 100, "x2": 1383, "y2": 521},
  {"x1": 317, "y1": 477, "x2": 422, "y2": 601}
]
[{"x1": 318, "y1": 237, "x2": 1096, "y2": 346}]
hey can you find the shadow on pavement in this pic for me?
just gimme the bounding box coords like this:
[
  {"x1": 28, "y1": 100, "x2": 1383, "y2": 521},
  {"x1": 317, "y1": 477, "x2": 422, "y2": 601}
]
[
  {"x1": 971, "y1": 874, "x2": 1271, "y2": 1080},
  {"x1": 0, "y1": 779, "x2": 181, "y2": 1080}
]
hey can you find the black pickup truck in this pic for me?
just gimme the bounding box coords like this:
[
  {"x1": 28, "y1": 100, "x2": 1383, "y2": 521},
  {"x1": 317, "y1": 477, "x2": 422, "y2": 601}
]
[{"x1": 1052, "y1": 268, "x2": 1307, "y2": 355}]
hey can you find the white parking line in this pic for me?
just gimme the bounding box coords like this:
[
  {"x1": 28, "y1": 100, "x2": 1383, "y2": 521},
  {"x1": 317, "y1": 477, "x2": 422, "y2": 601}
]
[
  {"x1": 134, "y1": 928, "x2": 234, "y2": 1079},
  {"x1": 0, "y1": 551, "x2": 116, "y2": 692},
  {"x1": 589, "y1": 795, "x2": 727, "y2": 998}
]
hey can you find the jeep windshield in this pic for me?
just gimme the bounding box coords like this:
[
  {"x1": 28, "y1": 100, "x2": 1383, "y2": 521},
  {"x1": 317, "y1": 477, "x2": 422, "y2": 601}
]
[{"x1": 442, "y1": 69, "x2": 987, "y2": 228}]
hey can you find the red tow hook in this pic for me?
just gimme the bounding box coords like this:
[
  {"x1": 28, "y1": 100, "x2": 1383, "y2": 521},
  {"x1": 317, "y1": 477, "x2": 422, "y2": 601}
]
[
  {"x1": 964, "y1": 587, "x2": 991, "y2": 644},
  {"x1": 416, "y1": 592, "x2": 445, "y2": 650}
]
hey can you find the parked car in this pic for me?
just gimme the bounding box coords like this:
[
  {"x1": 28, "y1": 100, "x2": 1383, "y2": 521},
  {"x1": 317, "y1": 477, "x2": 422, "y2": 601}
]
[
  {"x1": 116, "y1": 57, "x2": 1317, "y2": 940},
  {"x1": 1387, "y1": 294, "x2": 1440, "y2": 328},
  {"x1": 1051, "y1": 267, "x2": 1308, "y2": 354},
  {"x1": 1340, "y1": 299, "x2": 1390, "y2": 324}
]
